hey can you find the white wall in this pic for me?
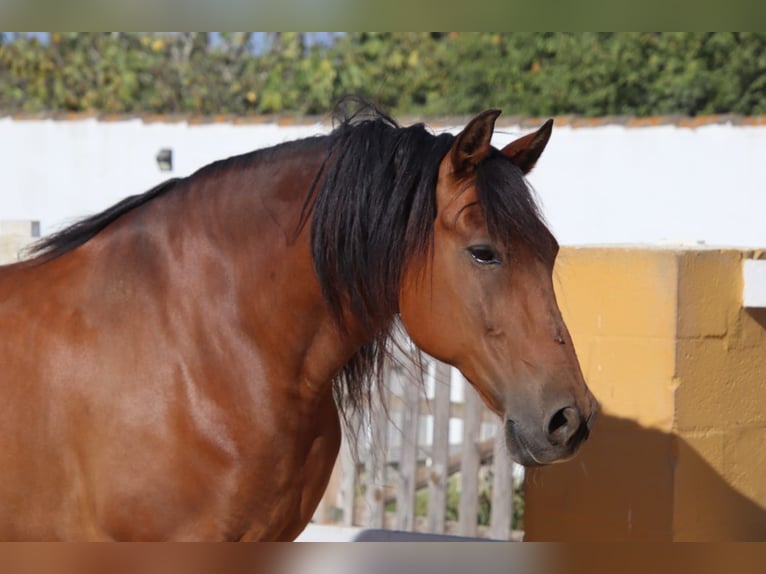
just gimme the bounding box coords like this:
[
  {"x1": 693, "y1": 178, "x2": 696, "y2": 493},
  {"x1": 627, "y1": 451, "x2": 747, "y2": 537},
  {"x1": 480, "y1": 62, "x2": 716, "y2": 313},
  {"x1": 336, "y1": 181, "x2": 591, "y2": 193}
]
[
  {"x1": 0, "y1": 117, "x2": 328, "y2": 237},
  {"x1": 1, "y1": 117, "x2": 764, "y2": 248},
  {"x1": 504, "y1": 123, "x2": 766, "y2": 249}
]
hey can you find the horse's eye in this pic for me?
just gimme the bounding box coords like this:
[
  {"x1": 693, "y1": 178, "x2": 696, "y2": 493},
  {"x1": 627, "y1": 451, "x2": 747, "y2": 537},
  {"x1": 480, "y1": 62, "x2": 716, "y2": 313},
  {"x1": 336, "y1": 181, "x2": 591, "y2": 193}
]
[{"x1": 468, "y1": 245, "x2": 501, "y2": 265}]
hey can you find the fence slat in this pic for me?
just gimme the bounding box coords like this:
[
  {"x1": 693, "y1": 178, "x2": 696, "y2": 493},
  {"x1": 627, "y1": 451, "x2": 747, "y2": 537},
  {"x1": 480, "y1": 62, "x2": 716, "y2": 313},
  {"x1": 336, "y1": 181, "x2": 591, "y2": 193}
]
[
  {"x1": 338, "y1": 432, "x2": 357, "y2": 526},
  {"x1": 395, "y1": 358, "x2": 420, "y2": 531},
  {"x1": 426, "y1": 361, "x2": 452, "y2": 534},
  {"x1": 312, "y1": 448, "x2": 342, "y2": 524},
  {"x1": 364, "y1": 381, "x2": 389, "y2": 528},
  {"x1": 490, "y1": 421, "x2": 513, "y2": 540},
  {"x1": 458, "y1": 379, "x2": 482, "y2": 537}
]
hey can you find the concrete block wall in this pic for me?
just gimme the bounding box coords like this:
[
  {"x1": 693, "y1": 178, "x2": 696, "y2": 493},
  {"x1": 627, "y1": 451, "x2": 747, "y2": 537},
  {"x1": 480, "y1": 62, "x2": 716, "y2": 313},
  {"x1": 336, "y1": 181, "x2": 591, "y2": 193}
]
[
  {"x1": 525, "y1": 246, "x2": 766, "y2": 541},
  {"x1": 673, "y1": 250, "x2": 766, "y2": 539}
]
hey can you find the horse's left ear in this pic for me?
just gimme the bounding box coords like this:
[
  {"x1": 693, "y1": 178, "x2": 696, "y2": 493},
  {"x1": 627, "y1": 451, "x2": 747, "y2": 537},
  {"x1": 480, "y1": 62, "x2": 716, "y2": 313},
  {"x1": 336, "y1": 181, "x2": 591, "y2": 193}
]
[
  {"x1": 451, "y1": 109, "x2": 502, "y2": 174},
  {"x1": 501, "y1": 119, "x2": 553, "y2": 174}
]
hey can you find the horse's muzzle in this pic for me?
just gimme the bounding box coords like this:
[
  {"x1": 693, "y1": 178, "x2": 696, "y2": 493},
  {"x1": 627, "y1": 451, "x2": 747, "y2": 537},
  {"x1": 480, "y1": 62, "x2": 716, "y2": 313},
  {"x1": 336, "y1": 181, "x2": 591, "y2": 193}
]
[{"x1": 505, "y1": 398, "x2": 598, "y2": 466}]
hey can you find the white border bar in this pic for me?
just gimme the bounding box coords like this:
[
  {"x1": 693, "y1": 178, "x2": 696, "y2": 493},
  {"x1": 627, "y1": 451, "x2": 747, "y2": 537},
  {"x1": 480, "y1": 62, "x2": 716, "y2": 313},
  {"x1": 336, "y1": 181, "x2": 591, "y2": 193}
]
[{"x1": 743, "y1": 259, "x2": 766, "y2": 308}]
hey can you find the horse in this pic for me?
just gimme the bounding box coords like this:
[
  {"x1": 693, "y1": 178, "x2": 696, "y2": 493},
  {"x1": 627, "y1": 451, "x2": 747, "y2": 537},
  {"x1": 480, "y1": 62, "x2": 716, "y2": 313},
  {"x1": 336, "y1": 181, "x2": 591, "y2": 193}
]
[{"x1": 0, "y1": 103, "x2": 597, "y2": 540}]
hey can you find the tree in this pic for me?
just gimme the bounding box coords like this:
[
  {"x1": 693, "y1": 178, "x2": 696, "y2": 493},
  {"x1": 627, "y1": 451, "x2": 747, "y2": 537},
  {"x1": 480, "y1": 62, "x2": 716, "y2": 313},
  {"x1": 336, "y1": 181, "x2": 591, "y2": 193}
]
[{"x1": 2, "y1": 33, "x2": 765, "y2": 117}]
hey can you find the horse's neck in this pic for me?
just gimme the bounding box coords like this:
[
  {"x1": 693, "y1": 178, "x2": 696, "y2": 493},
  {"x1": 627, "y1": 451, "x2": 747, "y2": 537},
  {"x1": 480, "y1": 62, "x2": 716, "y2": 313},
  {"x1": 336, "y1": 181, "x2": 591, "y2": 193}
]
[{"x1": 148, "y1": 148, "x2": 368, "y2": 396}]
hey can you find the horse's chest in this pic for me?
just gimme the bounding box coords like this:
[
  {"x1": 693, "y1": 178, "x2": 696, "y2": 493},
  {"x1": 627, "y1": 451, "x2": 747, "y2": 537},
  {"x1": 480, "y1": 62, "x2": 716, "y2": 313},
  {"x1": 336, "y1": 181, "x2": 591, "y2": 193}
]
[
  {"x1": 221, "y1": 399, "x2": 342, "y2": 540},
  {"x1": 85, "y1": 386, "x2": 340, "y2": 541}
]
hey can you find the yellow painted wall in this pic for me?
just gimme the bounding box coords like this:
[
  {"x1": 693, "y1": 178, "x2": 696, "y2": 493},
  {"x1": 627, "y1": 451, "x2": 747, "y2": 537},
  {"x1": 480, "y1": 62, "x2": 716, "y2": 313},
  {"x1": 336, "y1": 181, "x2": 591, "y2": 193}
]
[{"x1": 525, "y1": 247, "x2": 766, "y2": 541}]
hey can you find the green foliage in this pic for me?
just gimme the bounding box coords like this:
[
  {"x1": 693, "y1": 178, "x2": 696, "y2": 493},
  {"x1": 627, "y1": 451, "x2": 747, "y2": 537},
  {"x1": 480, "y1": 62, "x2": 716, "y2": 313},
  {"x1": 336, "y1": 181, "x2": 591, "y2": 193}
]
[
  {"x1": 412, "y1": 468, "x2": 524, "y2": 532},
  {"x1": 1, "y1": 33, "x2": 765, "y2": 117}
]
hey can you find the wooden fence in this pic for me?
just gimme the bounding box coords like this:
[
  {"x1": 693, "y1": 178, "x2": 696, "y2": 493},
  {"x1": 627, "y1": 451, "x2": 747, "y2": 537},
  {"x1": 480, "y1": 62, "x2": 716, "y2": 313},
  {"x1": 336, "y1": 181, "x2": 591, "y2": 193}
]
[{"x1": 313, "y1": 336, "x2": 524, "y2": 540}]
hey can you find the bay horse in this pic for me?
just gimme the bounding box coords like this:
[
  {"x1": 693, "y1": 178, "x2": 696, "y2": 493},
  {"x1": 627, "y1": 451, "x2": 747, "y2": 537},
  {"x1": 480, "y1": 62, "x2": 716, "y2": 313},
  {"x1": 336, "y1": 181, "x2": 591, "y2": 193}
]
[{"x1": 0, "y1": 103, "x2": 597, "y2": 541}]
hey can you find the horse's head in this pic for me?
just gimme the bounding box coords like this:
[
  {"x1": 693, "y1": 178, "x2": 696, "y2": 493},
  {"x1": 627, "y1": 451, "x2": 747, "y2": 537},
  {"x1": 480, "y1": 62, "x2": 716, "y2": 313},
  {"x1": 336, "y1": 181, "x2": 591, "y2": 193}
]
[{"x1": 399, "y1": 110, "x2": 598, "y2": 466}]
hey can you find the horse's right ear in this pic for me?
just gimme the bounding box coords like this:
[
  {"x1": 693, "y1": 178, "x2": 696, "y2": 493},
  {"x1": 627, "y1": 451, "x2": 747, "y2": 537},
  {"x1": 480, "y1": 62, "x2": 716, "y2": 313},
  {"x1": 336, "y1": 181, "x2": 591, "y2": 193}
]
[
  {"x1": 450, "y1": 109, "x2": 502, "y2": 174},
  {"x1": 501, "y1": 119, "x2": 553, "y2": 174}
]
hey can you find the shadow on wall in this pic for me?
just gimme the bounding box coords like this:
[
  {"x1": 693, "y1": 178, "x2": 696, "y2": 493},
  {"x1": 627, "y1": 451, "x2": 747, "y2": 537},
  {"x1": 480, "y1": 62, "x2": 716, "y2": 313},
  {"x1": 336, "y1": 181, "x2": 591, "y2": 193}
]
[
  {"x1": 524, "y1": 413, "x2": 766, "y2": 541},
  {"x1": 749, "y1": 308, "x2": 766, "y2": 332}
]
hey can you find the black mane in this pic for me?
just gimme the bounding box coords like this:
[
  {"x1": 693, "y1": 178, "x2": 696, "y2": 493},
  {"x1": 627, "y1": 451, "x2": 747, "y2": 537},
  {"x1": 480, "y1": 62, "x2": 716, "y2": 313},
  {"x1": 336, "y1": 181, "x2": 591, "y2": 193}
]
[
  {"x1": 306, "y1": 102, "x2": 552, "y2": 420},
  {"x1": 23, "y1": 138, "x2": 322, "y2": 263},
  {"x1": 25, "y1": 178, "x2": 181, "y2": 261},
  {"x1": 302, "y1": 105, "x2": 453, "y2": 417}
]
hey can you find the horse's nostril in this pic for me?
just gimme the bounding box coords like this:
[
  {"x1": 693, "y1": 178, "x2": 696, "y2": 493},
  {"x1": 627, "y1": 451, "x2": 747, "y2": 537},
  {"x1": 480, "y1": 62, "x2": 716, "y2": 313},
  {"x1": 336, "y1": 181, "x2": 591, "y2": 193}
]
[
  {"x1": 546, "y1": 406, "x2": 580, "y2": 446},
  {"x1": 547, "y1": 408, "x2": 568, "y2": 435}
]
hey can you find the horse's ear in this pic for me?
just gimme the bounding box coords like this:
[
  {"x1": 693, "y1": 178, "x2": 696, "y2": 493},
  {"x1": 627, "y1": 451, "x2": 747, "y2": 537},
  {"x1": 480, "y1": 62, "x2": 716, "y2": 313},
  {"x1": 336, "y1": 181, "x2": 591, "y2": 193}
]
[
  {"x1": 451, "y1": 109, "x2": 502, "y2": 174},
  {"x1": 500, "y1": 119, "x2": 553, "y2": 174}
]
